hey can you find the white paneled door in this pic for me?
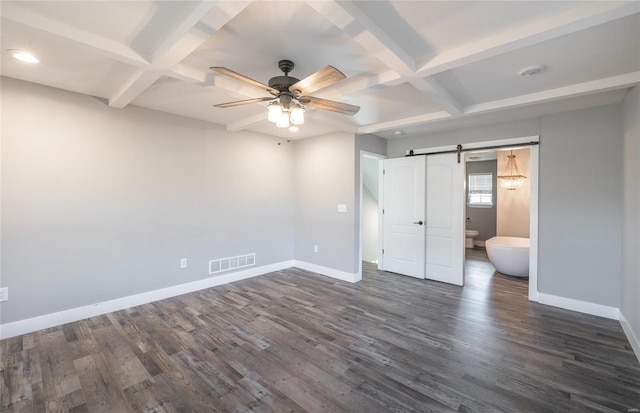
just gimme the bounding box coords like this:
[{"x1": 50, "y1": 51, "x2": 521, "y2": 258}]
[
  {"x1": 381, "y1": 156, "x2": 426, "y2": 279},
  {"x1": 426, "y1": 153, "x2": 465, "y2": 286}
]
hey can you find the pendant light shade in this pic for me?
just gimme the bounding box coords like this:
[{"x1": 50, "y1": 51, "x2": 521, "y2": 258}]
[
  {"x1": 268, "y1": 102, "x2": 282, "y2": 123},
  {"x1": 276, "y1": 110, "x2": 290, "y2": 128},
  {"x1": 498, "y1": 151, "x2": 526, "y2": 190},
  {"x1": 290, "y1": 105, "x2": 304, "y2": 125}
]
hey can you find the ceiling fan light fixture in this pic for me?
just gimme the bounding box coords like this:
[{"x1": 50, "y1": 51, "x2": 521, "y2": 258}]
[
  {"x1": 290, "y1": 105, "x2": 305, "y2": 125},
  {"x1": 267, "y1": 102, "x2": 282, "y2": 123}
]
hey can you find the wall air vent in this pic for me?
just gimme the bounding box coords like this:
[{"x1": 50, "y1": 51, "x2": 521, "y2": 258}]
[{"x1": 209, "y1": 253, "x2": 255, "y2": 275}]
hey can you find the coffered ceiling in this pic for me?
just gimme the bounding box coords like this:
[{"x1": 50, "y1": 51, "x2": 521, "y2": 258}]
[{"x1": 2, "y1": 1, "x2": 638, "y2": 140}]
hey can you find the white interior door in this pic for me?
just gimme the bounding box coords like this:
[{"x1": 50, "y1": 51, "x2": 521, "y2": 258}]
[
  {"x1": 381, "y1": 156, "x2": 425, "y2": 279},
  {"x1": 426, "y1": 153, "x2": 465, "y2": 285}
]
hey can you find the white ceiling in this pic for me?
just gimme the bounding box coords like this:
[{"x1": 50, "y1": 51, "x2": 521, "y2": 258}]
[{"x1": 1, "y1": 1, "x2": 638, "y2": 140}]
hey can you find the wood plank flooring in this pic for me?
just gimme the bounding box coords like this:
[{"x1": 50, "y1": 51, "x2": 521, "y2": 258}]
[{"x1": 2, "y1": 250, "x2": 639, "y2": 412}]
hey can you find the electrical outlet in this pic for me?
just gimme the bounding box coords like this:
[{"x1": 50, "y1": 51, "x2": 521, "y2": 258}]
[
  {"x1": 180, "y1": 258, "x2": 188, "y2": 269},
  {"x1": 314, "y1": 245, "x2": 318, "y2": 253},
  {"x1": 0, "y1": 287, "x2": 8, "y2": 302}
]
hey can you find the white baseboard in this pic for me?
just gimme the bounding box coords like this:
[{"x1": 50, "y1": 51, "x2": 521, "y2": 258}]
[
  {"x1": 474, "y1": 240, "x2": 486, "y2": 247},
  {"x1": 0, "y1": 260, "x2": 295, "y2": 340},
  {"x1": 293, "y1": 260, "x2": 361, "y2": 283},
  {"x1": 620, "y1": 312, "x2": 640, "y2": 363},
  {"x1": 537, "y1": 292, "x2": 619, "y2": 320}
]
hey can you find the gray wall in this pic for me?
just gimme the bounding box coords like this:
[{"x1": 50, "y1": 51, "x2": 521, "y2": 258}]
[
  {"x1": 622, "y1": 86, "x2": 640, "y2": 344},
  {"x1": 294, "y1": 132, "x2": 356, "y2": 273},
  {"x1": 465, "y1": 160, "x2": 497, "y2": 242},
  {"x1": 538, "y1": 105, "x2": 622, "y2": 307},
  {"x1": 385, "y1": 105, "x2": 624, "y2": 309},
  {"x1": 1, "y1": 77, "x2": 295, "y2": 324}
]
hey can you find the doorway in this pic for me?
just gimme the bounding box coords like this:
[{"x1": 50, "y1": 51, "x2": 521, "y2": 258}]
[
  {"x1": 358, "y1": 151, "x2": 385, "y2": 279},
  {"x1": 366, "y1": 136, "x2": 539, "y2": 301},
  {"x1": 465, "y1": 147, "x2": 532, "y2": 298}
]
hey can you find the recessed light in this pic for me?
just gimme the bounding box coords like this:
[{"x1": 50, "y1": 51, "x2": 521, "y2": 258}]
[
  {"x1": 394, "y1": 130, "x2": 403, "y2": 135},
  {"x1": 518, "y1": 65, "x2": 545, "y2": 77},
  {"x1": 8, "y1": 49, "x2": 39, "y2": 64}
]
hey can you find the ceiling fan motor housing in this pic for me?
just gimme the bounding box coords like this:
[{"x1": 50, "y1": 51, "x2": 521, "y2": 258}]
[
  {"x1": 269, "y1": 60, "x2": 300, "y2": 95},
  {"x1": 268, "y1": 76, "x2": 300, "y2": 93}
]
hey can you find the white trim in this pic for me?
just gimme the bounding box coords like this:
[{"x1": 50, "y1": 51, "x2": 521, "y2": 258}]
[
  {"x1": 537, "y1": 292, "x2": 619, "y2": 320},
  {"x1": 528, "y1": 144, "x2": 539, "y2": 302},
  {"x1": 620, "y1": 312, "x2": 640, "y2": 363},
  {"x1": 357, "y1": 150, "x2": 386, "y2": 276},
  {"x1": 0, "y1": 260, "x2": 294, "y2": 340},
  {"x1": 294, "y1": 260, "x2": 361, "y2": 283}
]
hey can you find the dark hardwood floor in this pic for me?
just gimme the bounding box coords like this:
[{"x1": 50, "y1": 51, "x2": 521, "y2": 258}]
[{"x1": 2, "y1": 250, "x2": 639, "y2": 412}]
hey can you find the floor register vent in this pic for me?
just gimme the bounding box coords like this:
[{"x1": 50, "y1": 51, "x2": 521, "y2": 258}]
[{"x1": 209, "y1": 253, "x2": 255, "y2": 275}]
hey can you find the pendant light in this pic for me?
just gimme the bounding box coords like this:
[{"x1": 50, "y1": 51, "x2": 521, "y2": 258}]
[
  {"x1": 289, "y1": 104, "x2": 304, "y2": 125},
  {"x1": 498, "y1": 150, "x2": 526, "y2": 190},
  {"x1": 267, "y1": 102, "x2": 282, "y2": 123},
  {"x1": 275, "y1": 109, "x2": 290, "y2": 128}
]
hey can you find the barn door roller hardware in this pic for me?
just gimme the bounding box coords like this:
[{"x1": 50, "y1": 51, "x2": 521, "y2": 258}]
[{"x1": 407, "y1": 142, "x2": 539, "y2": 163}]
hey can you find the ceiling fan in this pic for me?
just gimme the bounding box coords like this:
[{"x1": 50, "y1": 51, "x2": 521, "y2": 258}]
[{"x1": 210, "y1": 59, "x2": 360, "y2": 128}]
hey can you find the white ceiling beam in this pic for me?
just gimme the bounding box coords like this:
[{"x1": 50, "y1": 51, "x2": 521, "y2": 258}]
[
  {"x1": 464, "y1": 71, "x2": 640, "y2": 115},
  {"x1": 166, "y1": 64, "x2": 209, "y2": 84},
  {"x1": 0, "y1": 3, "x2": 149, "y2": 67},
  {"x1": 336, "y1": 1, "x2": 416, "y2": 72},
  {"x1": 109, "y1": 1, "x2": 250, "y2": 109},
  {"x1": 360, "y1": 71, "x2": 639, "y2": 134},
  {"x1": 309, "y1": 70, "x2": 402, "y2": 99},
  {"x1": 109, "y1": 69, "x2": 165, "y2": 110},
  {"x1": 409, "y1": 77, "x2": 463, "y2": 116},
  {"x1": 307, "y1": 0, "x2": 462, "y2": 117},
  {"x1": 417, "y1": 1, "x2": 640, "y2": 77},
  {"x1": 308, "y1": 111, "x2": 358, "y2": 134},
  {"x1": 358, "y1": 111, "x2": 452, "y2": 134},
  {"x1": 151, "y1": 1, "x2": 220, "y2": 65}
]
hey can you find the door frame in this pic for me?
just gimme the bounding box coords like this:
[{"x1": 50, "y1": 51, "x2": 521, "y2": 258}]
[
  {"x1": 358, "y1": 150, "x2": 386, "y2": 279},
  {"x1": 404, "y1": 135, "x2": 539, "y2": 302}
]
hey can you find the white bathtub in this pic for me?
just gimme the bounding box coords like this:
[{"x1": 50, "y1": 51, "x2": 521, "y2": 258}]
[{"x1": 485, "y1": 236, "x2": 530, "y2": 278}]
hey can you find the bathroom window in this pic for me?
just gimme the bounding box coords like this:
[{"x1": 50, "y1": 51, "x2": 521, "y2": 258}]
[{"x1": 468, "y1": 173, "x2": 493, "y2": 207}]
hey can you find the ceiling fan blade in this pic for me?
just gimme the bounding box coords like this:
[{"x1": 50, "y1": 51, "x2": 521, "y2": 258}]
[
  {"x1": 301, "y1": 96, "x2": 360, "y2": 116},
  {"x1": 289, "y1": 66, "x2": 346, "y2": 96},
  {"x1": 210, "y1": 67, "x2": 279, "y2": 95},
  {"x1": 214, "y1": 97, "x2": 273, "y2": 108}
]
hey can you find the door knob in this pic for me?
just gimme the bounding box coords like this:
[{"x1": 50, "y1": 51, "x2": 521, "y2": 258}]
[{"x1": 413, "y1": 220, "x2": 424, "y2": 225}]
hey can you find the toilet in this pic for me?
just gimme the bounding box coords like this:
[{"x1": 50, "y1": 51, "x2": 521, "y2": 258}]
[{"x1": 465, "y1": 229, "x2": 479, "y2": 249}]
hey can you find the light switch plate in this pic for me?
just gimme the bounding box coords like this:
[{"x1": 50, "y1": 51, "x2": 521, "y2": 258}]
[{"x1": 338, "y1": 204, "x2": 347, "y2": 213}]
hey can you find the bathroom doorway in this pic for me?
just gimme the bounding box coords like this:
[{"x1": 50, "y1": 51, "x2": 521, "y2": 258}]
[{"x1": 464, "y1": 143, "x2": 538, "y2": 301}]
